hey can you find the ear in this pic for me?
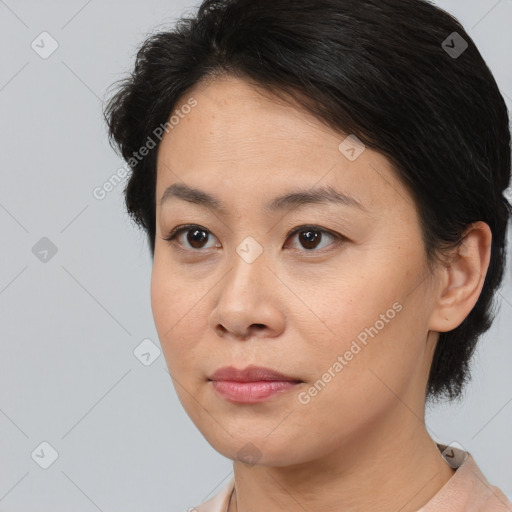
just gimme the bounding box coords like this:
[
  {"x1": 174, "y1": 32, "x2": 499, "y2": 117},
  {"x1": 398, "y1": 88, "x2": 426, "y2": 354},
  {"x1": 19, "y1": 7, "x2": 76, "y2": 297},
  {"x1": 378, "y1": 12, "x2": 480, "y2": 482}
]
[{"x1": 428, "y1": 221, "x2": 492, "y2": 333}]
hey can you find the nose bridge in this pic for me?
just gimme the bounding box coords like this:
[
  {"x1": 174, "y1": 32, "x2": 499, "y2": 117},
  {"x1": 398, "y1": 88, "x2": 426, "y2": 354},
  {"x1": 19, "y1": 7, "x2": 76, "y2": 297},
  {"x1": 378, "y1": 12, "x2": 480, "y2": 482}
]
[
  {"x1": 235, "y1": 233, "x2": 266, "y2": 267},
  {"x1": 224, "y1": 233, "x2": 268, "y2": 298},
  {"x1": 211, "y1": 234, "x2": 275, "y2": 335}
]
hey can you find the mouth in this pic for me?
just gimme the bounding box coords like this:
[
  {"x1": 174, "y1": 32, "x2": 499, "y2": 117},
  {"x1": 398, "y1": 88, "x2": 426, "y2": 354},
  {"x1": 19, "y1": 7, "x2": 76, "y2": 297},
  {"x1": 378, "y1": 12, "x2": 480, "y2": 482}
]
[
  {"x1": 208, "y1": 364, "x2": 303, "y2": 383},
  {"x1": 208, "y1": 365, "x2": 303, "y2": 403}
]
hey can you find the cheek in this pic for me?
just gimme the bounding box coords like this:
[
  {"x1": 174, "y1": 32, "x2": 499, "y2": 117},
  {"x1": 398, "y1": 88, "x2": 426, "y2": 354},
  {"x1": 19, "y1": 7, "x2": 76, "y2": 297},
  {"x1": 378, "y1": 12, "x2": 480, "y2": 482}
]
[
  {"x1": 286, "y1": 258, "x2": 409, "y2": 355},
  {"x1": 150, "y1": 259, "x2": 175, "y2": 339},
  {"x1": 151, "y1": 254, "x2": 200, "y2": 336},
  {"x1": 290, "y1": 308, "x2": 423, "y2": 447},
  {"x1": 150, "y1": 258, "x2": 213, "y2": 377},
  {"x1": 151, "y1": 261, "x2": 190, "y2": 362},
  {"x1": 293, "y1": 250, "x2": 429, "y2": 401}
]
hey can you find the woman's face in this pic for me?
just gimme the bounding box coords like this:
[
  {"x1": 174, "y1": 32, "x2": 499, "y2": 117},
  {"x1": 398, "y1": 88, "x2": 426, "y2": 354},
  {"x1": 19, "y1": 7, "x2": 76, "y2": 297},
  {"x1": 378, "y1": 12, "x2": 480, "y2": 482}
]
[{"x1": 151, "y1": 75, "x2": 442, "y2": 466}]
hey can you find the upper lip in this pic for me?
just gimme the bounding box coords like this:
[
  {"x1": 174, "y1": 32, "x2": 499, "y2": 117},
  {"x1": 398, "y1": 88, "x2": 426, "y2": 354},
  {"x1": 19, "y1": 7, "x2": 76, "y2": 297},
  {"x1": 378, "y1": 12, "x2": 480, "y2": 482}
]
[{"x1": 208, "y1": 364, "x2": 302, "y2": 382}]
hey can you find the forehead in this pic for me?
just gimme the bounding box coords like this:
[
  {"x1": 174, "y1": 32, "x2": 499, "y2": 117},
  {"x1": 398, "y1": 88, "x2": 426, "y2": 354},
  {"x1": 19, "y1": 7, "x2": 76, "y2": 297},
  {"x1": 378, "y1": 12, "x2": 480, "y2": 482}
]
[
  {"x1": 161, "y1": 76, "x2": 336, "y2": 155},
  {"x1": 155, "y1": 76, "x2": 414, "y2": 217}
]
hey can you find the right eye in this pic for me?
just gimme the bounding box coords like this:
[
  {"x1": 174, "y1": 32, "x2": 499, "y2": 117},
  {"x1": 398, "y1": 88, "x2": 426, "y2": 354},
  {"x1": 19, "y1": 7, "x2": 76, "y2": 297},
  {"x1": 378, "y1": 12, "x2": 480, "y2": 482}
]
[{"x1": 163, "y1": 224, "x2": 220, "y2": 251}]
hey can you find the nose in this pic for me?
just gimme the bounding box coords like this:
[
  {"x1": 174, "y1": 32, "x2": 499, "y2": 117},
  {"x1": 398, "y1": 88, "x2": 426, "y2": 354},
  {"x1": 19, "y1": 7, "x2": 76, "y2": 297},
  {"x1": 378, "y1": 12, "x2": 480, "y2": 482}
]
[{"x1": 209, "y1": 247, "x2": 285, "y2": 340}]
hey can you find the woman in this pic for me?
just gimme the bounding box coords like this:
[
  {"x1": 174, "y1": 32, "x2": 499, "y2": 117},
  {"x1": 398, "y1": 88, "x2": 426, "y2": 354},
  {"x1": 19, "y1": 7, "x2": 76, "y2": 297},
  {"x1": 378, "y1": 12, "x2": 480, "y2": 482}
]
[{"x1": 103, "y1": 0, "x2": 512, "y2": 510}]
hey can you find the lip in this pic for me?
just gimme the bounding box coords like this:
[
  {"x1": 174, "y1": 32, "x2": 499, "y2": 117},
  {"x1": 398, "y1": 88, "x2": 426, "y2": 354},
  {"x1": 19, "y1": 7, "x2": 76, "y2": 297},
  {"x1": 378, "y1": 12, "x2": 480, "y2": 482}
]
[
  {"x1": 208, "y1": 365, "x2": 303, "y2": 404},
  {"x1": 208, "y1": 364, "x2": 302, "y2": 383}
]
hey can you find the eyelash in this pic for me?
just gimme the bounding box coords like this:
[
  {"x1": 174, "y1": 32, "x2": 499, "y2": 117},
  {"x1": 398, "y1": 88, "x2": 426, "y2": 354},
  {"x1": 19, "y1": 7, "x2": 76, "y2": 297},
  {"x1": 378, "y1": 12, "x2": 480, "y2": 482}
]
[{"x1": 163, "y1": 223, "x2": 345, "y2": 253}]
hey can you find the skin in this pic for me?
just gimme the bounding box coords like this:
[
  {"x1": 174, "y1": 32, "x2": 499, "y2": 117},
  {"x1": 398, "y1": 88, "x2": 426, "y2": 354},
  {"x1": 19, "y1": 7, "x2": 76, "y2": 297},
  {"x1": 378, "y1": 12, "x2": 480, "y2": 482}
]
[{"x1": 151, "y1": 75, "x2": 492, "y2": 512}]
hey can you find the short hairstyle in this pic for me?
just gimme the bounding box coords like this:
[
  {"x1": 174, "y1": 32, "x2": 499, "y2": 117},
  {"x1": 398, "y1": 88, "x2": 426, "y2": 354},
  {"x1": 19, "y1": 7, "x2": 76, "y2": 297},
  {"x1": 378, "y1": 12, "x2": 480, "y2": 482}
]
[{"x1": 103, "y1": 0, "x2": 512, "y2": 402}]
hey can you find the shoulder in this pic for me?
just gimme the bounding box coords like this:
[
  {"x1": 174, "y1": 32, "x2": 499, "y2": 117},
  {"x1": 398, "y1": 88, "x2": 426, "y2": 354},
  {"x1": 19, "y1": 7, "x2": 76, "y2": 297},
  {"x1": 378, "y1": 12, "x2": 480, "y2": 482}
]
[
  {"x1": 191, "y1": 477, "x2": 235, "y2": 512},
  {"x1": 419, "y1": 445, "x2": 512, "y2": 512}
]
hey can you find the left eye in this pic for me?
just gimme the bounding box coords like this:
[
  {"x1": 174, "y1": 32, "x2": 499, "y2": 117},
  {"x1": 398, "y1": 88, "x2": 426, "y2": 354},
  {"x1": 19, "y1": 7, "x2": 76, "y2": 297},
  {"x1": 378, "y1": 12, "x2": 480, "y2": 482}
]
[
  {"x1": 163, "y1": 224, "x2": 343, "y2": 252},
  {"x1": 285, "y1": 225, "x2": 342, "y2": 251}
]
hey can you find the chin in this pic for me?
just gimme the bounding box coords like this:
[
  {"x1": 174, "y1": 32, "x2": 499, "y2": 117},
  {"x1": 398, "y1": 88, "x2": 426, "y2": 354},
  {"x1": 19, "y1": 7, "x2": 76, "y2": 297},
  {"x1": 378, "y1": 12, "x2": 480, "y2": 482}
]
[{"x1": 203, "y1": 430, "x2": 306, "y2": 467}]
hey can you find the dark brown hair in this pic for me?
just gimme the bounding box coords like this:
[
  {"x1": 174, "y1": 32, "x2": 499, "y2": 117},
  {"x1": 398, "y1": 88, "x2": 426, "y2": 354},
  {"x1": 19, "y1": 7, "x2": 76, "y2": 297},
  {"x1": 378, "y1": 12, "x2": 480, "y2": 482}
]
[{"x1": 103, "y1": 0, "x2": 512, "y2": 402}]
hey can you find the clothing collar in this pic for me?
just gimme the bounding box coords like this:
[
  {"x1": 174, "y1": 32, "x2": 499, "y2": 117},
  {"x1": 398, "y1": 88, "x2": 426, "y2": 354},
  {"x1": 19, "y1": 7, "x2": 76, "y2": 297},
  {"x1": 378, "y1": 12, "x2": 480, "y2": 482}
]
[{"x1": 194, "y1": 443, "x2": 511, "y2": 511}]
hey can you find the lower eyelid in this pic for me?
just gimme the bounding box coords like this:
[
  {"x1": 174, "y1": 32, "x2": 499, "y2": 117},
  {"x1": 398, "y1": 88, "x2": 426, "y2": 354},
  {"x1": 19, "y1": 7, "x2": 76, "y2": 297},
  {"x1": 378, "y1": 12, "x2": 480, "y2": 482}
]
[
  {"x1": 169, "y1": 227, "x2": 220, "y2": 248},
  {"x1": 164, "y1": 225, "x2": 345, "y2": 251},
  {"x1": 285, "y1": 230, "x2": 344, "y2": 252}
]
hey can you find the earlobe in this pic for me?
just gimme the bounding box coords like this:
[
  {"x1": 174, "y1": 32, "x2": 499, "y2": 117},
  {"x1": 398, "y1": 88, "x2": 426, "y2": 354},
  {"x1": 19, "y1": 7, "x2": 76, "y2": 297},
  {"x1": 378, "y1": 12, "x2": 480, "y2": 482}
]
[{"x1": 428, "y1": 221, "x2": 492, "y2": 333}]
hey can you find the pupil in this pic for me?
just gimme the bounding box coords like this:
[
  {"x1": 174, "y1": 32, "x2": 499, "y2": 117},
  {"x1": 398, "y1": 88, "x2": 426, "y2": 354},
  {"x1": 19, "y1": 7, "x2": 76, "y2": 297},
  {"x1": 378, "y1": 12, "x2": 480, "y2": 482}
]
[
  {"x1": 184, "y1": 228, "x2": 322, "y2": 250},
  {"x1": 300, "y1": 230, "x2": 320, "y2": 249},
  {"x1": 188, "y1": 229, "x2": 208, "y2": 248}
]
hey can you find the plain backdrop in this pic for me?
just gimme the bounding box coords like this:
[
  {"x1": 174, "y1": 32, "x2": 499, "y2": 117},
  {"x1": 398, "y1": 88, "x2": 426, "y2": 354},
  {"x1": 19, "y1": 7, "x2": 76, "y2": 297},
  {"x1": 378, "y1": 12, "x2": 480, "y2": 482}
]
[{"x1": 0, "y1": 1, "x2": 511, "y2": 510}]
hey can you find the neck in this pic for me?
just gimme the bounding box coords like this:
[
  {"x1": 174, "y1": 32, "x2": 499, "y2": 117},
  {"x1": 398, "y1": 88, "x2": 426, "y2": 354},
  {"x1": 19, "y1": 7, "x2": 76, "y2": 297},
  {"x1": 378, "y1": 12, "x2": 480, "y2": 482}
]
[{"x1": 229, "y1": 415, "x2": 455, "y2": 512}]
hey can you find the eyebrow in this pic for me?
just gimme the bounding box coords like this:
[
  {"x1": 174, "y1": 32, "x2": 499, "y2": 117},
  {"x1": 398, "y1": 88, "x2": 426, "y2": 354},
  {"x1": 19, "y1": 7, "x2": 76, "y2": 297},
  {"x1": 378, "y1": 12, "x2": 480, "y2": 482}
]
[{"x1": 160, "y1": 182, "x2": 368, "y2": 214}]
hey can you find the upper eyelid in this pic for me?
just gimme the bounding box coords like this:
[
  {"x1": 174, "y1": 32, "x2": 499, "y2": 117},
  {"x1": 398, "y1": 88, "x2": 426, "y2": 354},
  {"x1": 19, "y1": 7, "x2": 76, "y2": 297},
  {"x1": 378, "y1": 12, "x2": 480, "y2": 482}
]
[
  {"x1": 164, "y1": 224, "x2": 342, "y2": 246},
  {"x1": 166, "y1": 223, "x2": 337, "y2": 236}
]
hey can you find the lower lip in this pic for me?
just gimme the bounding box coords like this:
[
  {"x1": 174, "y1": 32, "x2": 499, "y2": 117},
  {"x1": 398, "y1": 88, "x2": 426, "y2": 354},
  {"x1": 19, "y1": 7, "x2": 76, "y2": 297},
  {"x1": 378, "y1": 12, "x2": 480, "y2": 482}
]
[{"x1": 210, "y1": 380, "x2": 301, "y2": 403}]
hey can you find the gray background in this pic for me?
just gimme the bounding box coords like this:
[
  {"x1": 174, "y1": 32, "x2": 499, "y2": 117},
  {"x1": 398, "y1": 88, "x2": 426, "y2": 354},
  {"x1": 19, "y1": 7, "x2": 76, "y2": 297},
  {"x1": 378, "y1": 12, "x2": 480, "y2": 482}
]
[{"x1": 0, "y1": 1, "x2": 511, "y2": 510}]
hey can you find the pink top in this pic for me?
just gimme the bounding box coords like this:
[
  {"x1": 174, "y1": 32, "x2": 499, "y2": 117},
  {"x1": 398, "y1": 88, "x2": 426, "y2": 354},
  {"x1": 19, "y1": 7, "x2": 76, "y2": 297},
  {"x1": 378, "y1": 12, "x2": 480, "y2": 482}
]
[{"x1": 193, "y1": 444, "x2": 511, "y2": 512}]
